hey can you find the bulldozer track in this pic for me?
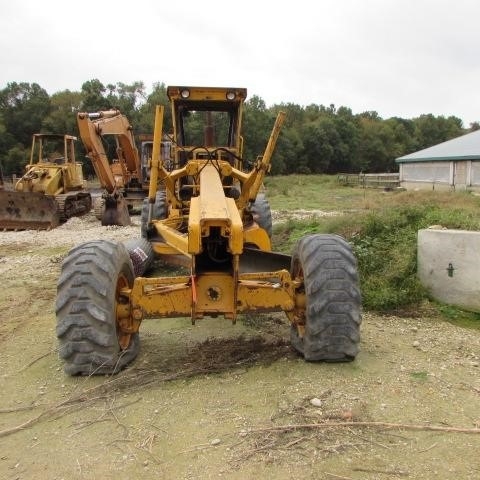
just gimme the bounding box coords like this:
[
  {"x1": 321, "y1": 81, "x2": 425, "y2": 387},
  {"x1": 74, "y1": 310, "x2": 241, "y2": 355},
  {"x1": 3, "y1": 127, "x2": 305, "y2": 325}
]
[{"x1": 56, "y1": 192, "x2": 92, "y2": 223}]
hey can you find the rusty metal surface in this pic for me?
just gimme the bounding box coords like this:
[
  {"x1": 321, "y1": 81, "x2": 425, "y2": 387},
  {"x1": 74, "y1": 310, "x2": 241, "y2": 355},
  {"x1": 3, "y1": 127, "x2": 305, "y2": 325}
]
[
  {"x1": 0, "y1": 190, "x2": 60, "y2": 230},
  {"x1": 101, "y1": 194, "x2": 131, "y2": 226}
]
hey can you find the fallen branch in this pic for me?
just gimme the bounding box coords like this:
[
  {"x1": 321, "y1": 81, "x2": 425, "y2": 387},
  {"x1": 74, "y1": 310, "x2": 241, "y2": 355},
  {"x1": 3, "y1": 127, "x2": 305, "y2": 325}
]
[
  {"x1": 0, "y1": 404, "x2": 40, "y2": 414},
  {"x1": 17, "y1": 350, "x2": 55, "y2": 372},
  {"x1": 352, "y1": 466, "x2": 408, "y2": 477},
  {"x1": 324, "y1": 473, "x2": 354, "y2": 480},
  {"x1": 247, "y1": 421, "x2": 480, "y2": 435}
]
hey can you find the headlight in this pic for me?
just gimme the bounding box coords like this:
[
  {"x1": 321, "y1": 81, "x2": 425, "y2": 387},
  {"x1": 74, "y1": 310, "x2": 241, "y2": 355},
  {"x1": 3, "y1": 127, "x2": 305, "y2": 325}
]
[
  {"x1": 181, "y1": 89, "x2": 190, "y2": 99},
  {"x1": 226, "y1": 91, "x2": 236, "y2": 100}
]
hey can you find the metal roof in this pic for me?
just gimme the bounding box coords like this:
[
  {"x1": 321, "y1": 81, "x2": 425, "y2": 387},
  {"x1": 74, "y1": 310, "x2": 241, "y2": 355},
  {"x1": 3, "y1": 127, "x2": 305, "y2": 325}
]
[{"x1": 396, "y1": 129, "x2": 480, "y2": 163}]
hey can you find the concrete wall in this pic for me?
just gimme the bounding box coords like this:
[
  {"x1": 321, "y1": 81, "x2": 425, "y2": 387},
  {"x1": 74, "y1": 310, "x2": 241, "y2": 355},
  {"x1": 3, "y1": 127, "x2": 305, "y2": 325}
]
[
  {"x1": 399, "y1": 181, "x2": 454, "y2": 191},
  {"x1": 399, "y1": 160, "x2": 480, "y2": 192},
  {"x1": 418, "y1": 228, "x2": 480, "y2": 311},
  {"x1": 454, "y1": 161, "x2": 468, "y2": 189}
]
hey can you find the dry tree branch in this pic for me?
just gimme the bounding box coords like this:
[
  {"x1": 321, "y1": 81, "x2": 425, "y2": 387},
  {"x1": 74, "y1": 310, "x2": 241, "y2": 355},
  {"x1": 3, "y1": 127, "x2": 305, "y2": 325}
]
[
  {"x1": 17, "y1": 349, "x2": 55, "y2": 373},
  {"x1": 324, "y1": 473, "x2": 354, "y2": 480},
  {"x1": 246, "y1": 421, "x2": 480, "y2": 435}
]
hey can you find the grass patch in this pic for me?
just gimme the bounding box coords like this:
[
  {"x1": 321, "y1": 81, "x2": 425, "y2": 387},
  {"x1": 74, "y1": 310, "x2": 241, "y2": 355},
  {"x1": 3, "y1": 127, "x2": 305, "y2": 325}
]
[
  {"x1": 436, "y1": 304, "x2": 480, "y2": 331},
  {"x1": 410, "y1": 371, "x2": 428, "y2": 382},
  {"x1": 264, "y1": 174, "x2": 382, "y2": 211},
  {"x1": 267, "y1": 175, "x2": 480, "y2": 315}
]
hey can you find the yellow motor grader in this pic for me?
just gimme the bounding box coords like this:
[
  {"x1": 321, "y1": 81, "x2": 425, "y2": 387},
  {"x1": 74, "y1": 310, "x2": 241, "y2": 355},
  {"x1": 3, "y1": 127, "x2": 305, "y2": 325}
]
[
  {"x1": 55, "y1": 86, "x2": 362, "y2": 375},
  {"x1": 0, "y1": 134, "x2": 91, "y2": 230}
]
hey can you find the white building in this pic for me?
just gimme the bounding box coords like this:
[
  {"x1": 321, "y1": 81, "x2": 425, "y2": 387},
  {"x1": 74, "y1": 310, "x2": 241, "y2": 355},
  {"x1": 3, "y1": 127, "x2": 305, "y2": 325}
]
[{"x1": 396, "y1": 129, "x2": 480, "y2": 191}]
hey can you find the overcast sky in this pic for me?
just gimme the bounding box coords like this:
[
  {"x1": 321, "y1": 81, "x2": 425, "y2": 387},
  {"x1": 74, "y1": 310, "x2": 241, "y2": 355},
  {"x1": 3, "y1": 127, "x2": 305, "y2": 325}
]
[{"x1": 1, "y1": 0, "x2": 479, "y2": 126}]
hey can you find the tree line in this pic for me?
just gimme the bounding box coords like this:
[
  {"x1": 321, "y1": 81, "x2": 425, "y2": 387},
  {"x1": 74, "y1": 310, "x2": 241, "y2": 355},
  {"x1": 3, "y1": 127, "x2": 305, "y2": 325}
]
[{"x1": 1, "y1": 79, "x2": 477, "y2": 177}]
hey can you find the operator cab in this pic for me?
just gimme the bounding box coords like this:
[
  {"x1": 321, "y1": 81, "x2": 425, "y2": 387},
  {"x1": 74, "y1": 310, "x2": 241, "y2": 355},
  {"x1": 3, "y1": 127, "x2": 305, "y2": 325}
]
[{"x1": 167, "y1": 86, "x2": 247, "y2": 169}]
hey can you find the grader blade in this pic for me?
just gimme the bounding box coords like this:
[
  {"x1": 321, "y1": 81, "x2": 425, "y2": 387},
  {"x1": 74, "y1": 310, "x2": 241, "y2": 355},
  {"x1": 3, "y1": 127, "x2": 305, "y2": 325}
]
[
  {"x1": 0, "y1": 190, "x2": 60, "y2": 230},
  {"x1": 240, "y1": 247, "x2": 291, "y2": 273}
]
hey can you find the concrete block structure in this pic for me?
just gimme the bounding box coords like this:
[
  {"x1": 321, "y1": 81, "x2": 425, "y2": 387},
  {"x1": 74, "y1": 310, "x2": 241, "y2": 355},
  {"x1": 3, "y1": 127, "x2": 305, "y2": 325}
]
[{"x1": 418, "y1": 228, "x2": 480, "y2": 311}]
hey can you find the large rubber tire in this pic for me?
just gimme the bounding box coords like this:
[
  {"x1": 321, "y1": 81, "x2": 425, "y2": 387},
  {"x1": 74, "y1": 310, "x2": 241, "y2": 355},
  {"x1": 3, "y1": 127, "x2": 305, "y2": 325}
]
[
  {"x1": 251, "y1": 193, "x2": 272, "y2": 238},
  {"x1": 56, "y1": 240, "x2": 139, "y2": 375},
  {"x1": 93, "y1": 196, "x2": 105, "y2": 220},
  {"x1": 141, "y1": 190, "x2": 167, "y2": 238},
  {"x1": 290, "y1": 234, "x2": 362, "y2": 362},
  {"x1": 123, "y1": 237, "x2": 154, "y2": 276}
]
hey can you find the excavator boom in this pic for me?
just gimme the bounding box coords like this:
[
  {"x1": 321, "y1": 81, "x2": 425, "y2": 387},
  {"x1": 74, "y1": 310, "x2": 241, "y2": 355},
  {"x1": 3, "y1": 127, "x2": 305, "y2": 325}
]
[{"x1": 76, "y1": 110, "x2": 145, "y2": 225}]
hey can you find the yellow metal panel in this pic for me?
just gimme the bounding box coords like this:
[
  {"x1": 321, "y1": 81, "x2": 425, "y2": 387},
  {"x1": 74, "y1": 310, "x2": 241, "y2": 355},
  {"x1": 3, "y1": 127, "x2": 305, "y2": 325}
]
[
  {"x1": 151, "y1": 240, "x2": 190, "y2": 257},
  {"x1": 236, "y1": 280, "x2": 294, "y2": 312},
  {"x1": 188, "y1": 165, "x2": 244, "y2": 255},
  {"x1": 195, "y1": 273, "x2": 235, "y2": 314},
  {"x1": 156, "y1": 222, "x2": 189, "y2": 254},
  {"x1": 167, "y1": 86, "x2": 247, "y2": 102},
  {"x1": 129, "y1": 269, "x2": 299, "y2": 321},
  {"x1": 198, "y1": 165, "x2": 230, "y2": 219},
  {"x1": 188, "y1": 197, "x2": 201, "y2": 254},
  {"x1": 225, "y1": 197, "x2": 243, "y2": 254},
  {"x1": 131, "y1": 276, "x2": 192, "y2": 317},
  {"x1": 243, "y1": 226, "x2": 271, "y2": 251},
  {"x1": 236, "y1": 270, "x2": 295, "y2": 312}
]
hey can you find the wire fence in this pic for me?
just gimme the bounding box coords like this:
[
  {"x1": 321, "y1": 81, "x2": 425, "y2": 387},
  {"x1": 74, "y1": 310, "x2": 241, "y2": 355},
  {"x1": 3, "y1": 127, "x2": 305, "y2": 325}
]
[{"x1": 337, "y1": 172, "x2": 400, "y2": 189}]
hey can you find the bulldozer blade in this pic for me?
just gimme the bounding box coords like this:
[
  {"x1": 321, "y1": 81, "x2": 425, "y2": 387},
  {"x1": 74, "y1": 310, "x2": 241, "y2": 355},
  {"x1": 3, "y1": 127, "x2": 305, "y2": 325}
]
[
  {"x1": 240, "y1": 247, "x2": 291, "y2": 273},
  {"x1": 102, "y1": 195, "x2": 132, "y2": 226},
  {"x1": 0, "y1": 190, "x2": 60, "y2": 230}
]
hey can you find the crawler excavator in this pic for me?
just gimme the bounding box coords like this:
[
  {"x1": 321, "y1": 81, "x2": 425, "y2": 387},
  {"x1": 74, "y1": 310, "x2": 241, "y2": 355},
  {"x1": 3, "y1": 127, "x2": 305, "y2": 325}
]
[
  {"x1": 0, "y1": 134, "x2": 91, "y2": 230},
  {"x1": 76, "y1": 109, "x2": 145, "y2": 226},
  {"x1": 56, "y1": 86, "x2": 362, "y2": 375}
]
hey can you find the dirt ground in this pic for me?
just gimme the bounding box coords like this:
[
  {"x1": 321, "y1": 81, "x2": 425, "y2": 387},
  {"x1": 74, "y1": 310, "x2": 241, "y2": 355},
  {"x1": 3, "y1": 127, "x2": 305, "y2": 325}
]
[{"x1": 0, "y1": 213, "x2": 479, "y2": 480}]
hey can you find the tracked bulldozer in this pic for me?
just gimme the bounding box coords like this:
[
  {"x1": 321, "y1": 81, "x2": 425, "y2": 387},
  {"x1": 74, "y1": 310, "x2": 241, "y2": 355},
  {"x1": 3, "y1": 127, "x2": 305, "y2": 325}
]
[
  {"x1": 0, "y1": 134, "x2": 91, "y2": 230},
  {"x1": 56, "y1": 86, "x2": 362, "y2": 375}
]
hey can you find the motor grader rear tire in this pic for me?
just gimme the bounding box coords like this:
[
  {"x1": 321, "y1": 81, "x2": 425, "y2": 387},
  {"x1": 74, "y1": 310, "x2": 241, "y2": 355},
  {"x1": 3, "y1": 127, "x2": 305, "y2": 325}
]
[
  {"x1": 290, "y1": 234, "x2": 361, "y2": 362},
  {"x1": 55, "y1": 240, "x2": 139, "y2": 375},
  {"x1": 93, "y1": 196, "x2": 105, "y2": 220},
  {"x1": 141, "y1": 190, "x2": 167, "y2": 238},
  {"x1": 123, "y1": 237, "x2": 154, "y2": 277},
  {"x1": 251, "y1": 193, "x2": 272, "y2": 238}
]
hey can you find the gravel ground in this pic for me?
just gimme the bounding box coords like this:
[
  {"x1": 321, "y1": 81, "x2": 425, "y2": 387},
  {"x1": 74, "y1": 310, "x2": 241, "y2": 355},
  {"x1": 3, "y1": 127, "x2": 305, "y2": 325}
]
[
  {"x1": 1, "y1": 212, "x2": 480, "y2": 479},
  {"x1": 0, "y1": 212, "x2": 141, "y2": 249}
]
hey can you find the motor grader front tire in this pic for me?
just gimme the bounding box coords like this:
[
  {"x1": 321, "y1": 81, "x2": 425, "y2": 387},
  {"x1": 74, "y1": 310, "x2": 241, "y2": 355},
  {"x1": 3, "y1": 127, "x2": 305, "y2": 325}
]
[
  {"x1": 55, "y1": 240, "x2": 139, "y2": 375},
  {"x1": 290, "y1": 234, "x2": 361, "y2": 362}
]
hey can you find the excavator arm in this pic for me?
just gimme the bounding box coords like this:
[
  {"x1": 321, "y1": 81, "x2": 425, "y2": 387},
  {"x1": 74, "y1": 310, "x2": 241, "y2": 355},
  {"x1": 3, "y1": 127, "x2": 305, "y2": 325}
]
[
  {"x1": 76, "y1": 110, "x2": 141, "y2": 225},
  {"x1": 77, "y1": 112, "x2": 118, "y2": 193}
]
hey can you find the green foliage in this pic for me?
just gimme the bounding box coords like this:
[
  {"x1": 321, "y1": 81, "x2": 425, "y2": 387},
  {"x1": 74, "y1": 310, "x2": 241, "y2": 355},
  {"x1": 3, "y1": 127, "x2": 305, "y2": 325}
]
[
  {"x1": 436, "y1": 304, "x2": 480, "y2": 331},
  {"x1": 267, "y1": 176, "x2": 480, "y2": 313},
  {"x1": 80, "y1": 79, "x2": 110, "y2": 112},
  {"x1": 3, "y1": 144, "x2": 28, "y2": 175},
  {"x1": 0, "y1": 79, "x2": 476, "y2": 176},
  {"x1": 410, "y1": 371, "x2": 428, "y2": 382},
  {"x1": 0, "y1": 82, "x2": 51, "y2": 146},
  {"x1": 349, "y1": 208, "x2": 428, "y2": 310},
  {"x1": 347, "y1": 201, "x2": 480, "y2": 311}
]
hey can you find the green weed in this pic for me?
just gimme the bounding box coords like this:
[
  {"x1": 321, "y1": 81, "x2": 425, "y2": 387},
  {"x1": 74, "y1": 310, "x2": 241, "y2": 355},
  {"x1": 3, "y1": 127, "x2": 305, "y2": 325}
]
[{"x1": 266, "y1": 175, "x2": 480, "y2": 314}]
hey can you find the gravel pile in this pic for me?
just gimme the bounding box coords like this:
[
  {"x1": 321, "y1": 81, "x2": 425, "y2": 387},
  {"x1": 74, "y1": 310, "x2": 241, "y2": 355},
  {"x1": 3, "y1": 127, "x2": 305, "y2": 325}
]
[{"x1": 0, "y1": 212, "x2": 141, "y2": 248}]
